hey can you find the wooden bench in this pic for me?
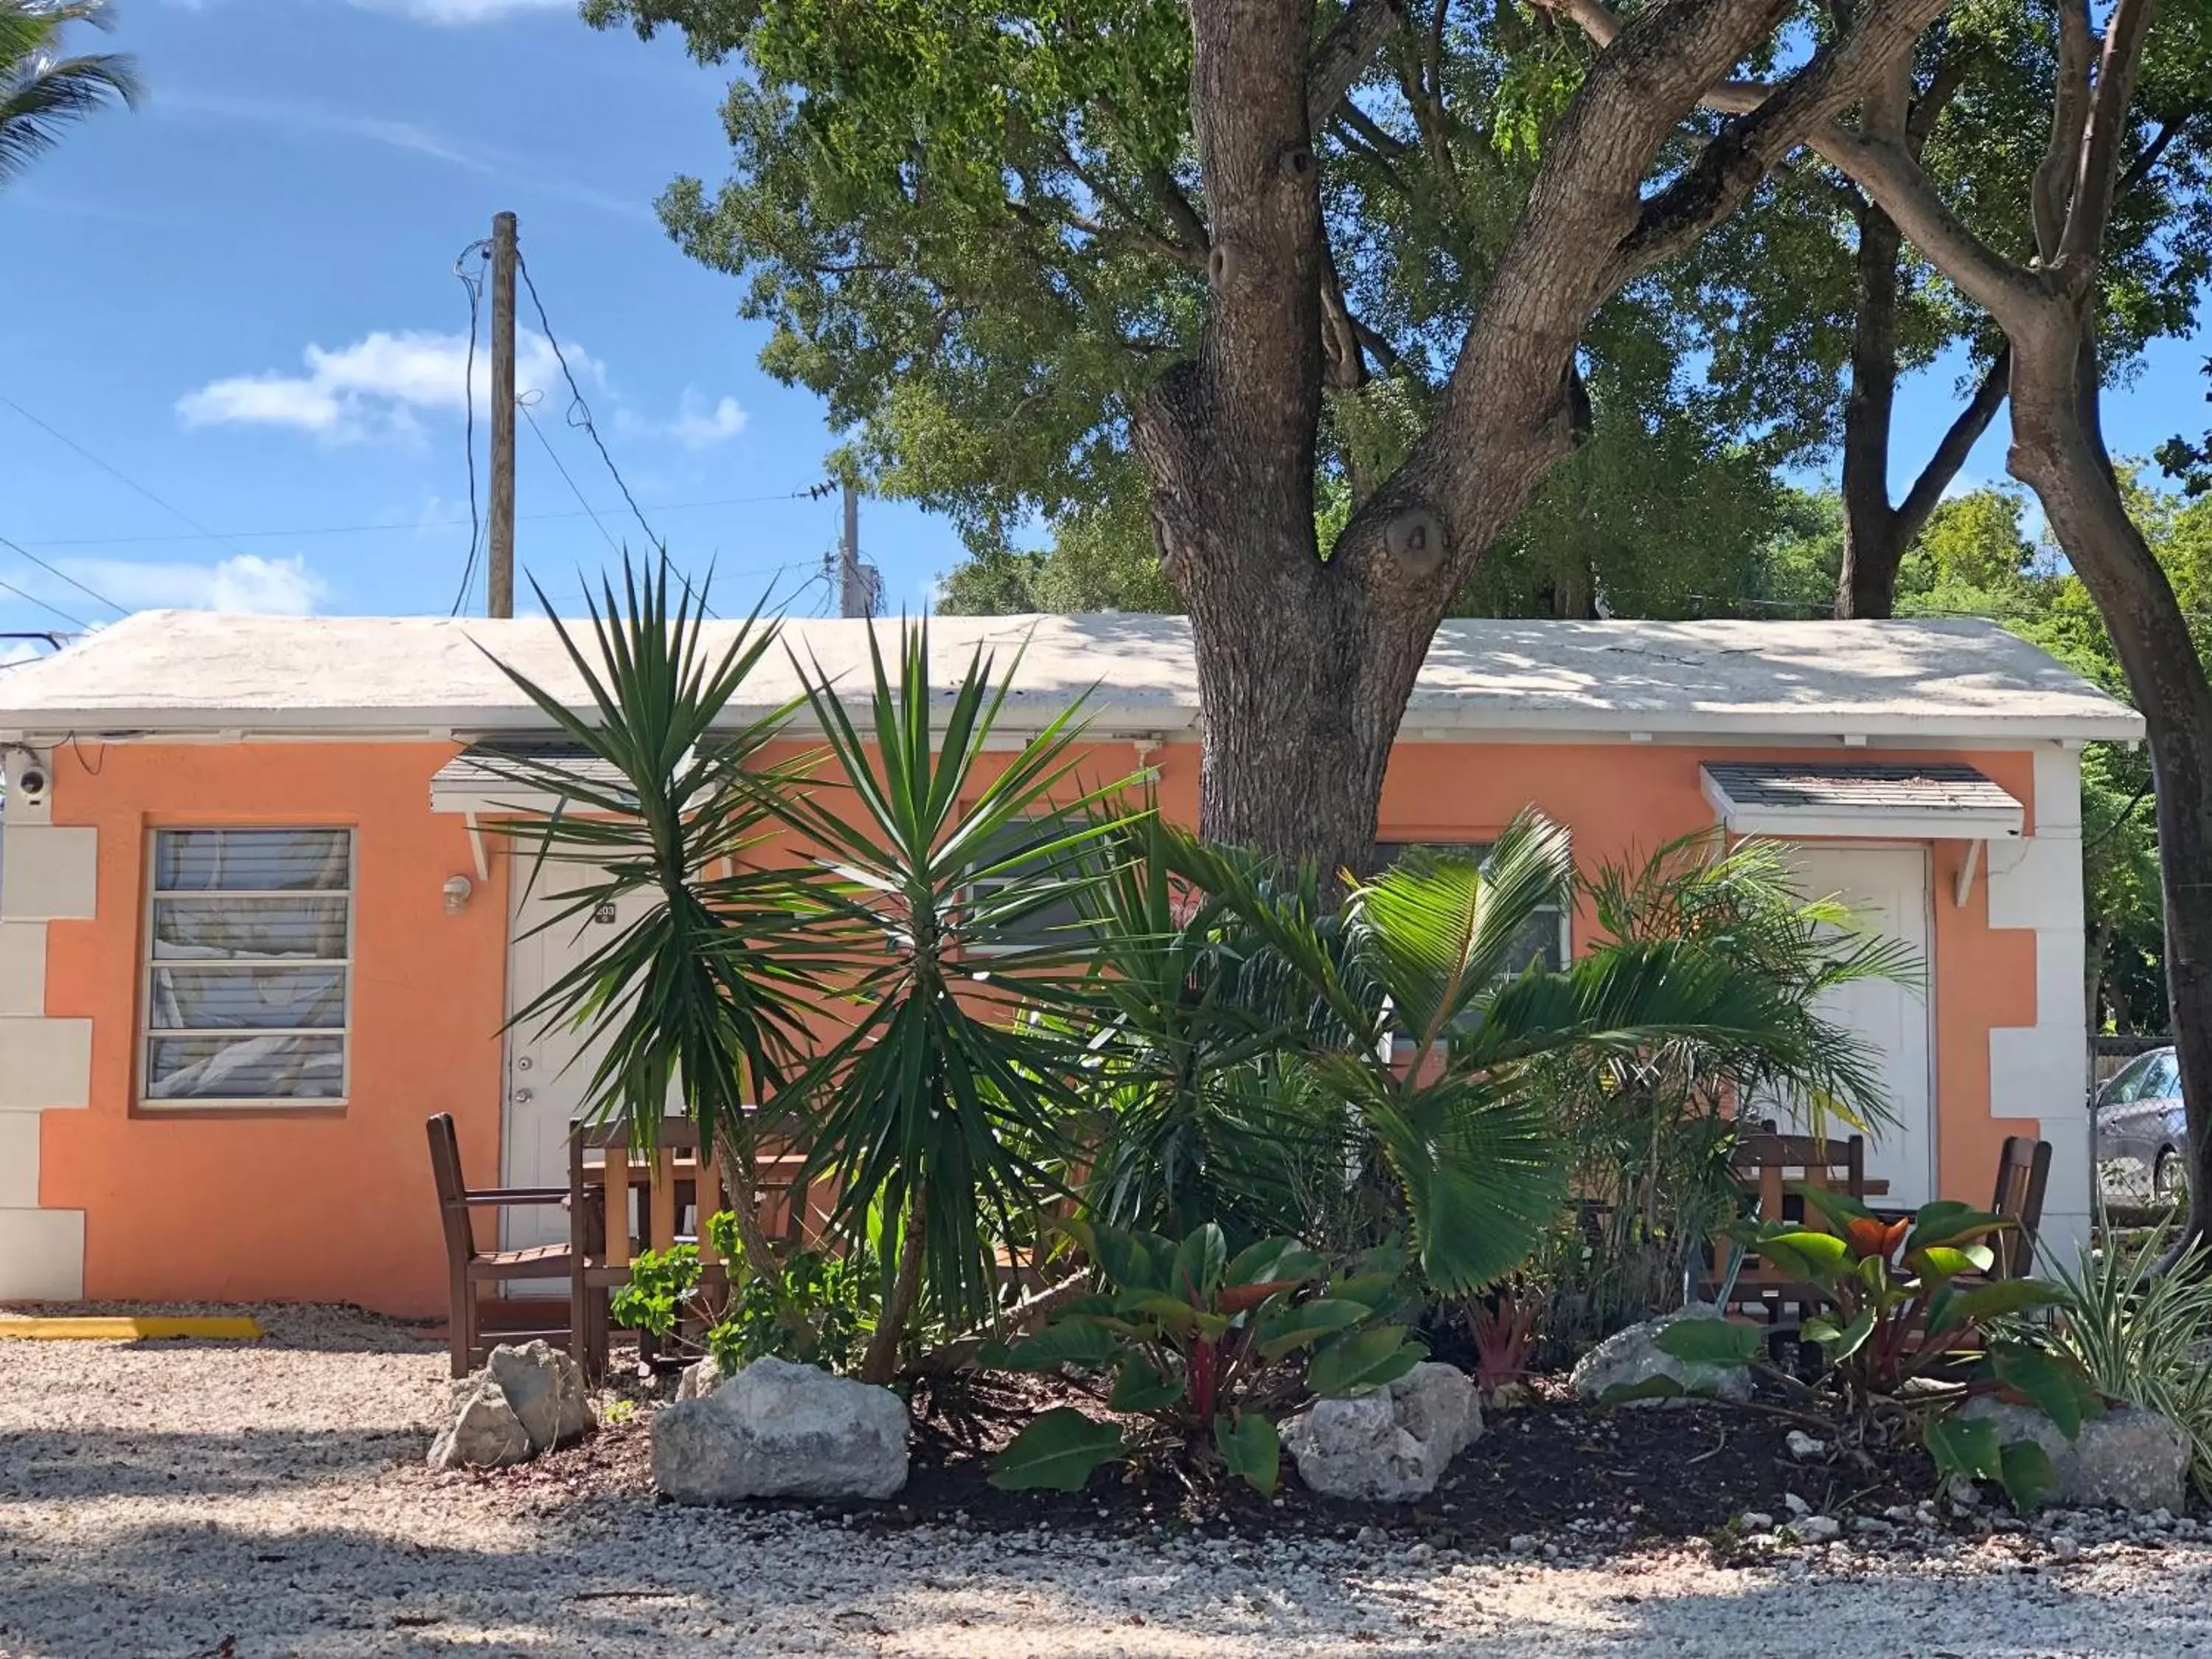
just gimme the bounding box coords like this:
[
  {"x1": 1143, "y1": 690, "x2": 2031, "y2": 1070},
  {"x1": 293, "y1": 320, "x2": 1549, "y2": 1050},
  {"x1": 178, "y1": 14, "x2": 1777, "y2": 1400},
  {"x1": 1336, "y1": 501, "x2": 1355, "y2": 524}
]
[{"x1": 568, "y1": 1117, "x2": 830, "y2": 1380}]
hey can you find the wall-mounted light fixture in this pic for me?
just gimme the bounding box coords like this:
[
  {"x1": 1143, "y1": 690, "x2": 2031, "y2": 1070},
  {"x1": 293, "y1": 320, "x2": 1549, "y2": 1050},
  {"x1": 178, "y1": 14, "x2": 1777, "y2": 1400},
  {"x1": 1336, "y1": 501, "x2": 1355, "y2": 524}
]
[{"x1": 442, "y1": 874, "x2": 475, "y2": 916}]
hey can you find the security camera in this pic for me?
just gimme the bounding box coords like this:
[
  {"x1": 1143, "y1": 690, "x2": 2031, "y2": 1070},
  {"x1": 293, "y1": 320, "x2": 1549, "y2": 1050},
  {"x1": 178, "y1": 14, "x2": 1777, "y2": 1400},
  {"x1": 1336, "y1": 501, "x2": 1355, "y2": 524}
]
[{"x1": 13, "y1": 765, "x2": 46, "y2": 804}]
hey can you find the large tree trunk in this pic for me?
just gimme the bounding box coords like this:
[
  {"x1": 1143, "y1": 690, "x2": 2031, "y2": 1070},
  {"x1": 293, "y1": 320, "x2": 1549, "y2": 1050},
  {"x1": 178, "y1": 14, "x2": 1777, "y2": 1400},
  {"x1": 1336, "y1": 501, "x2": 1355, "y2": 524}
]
[
  {"x1": 2007, "y1": 319, "x2": 2212, "y2": 1253},
  {"x1": 1837, "y1": 200, "x2": 1907, "y2": 619},
  {"x1": 1134, "y1": 0, "x2": 1948, "y2": 872}
]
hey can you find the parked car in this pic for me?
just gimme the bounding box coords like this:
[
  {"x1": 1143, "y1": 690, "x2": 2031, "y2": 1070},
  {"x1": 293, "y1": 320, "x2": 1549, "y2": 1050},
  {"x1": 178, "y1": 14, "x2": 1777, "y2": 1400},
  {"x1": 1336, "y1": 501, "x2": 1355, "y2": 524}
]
[{"x1": 2093, "y1": 1046, "x2": 2188, "y2": 1206}]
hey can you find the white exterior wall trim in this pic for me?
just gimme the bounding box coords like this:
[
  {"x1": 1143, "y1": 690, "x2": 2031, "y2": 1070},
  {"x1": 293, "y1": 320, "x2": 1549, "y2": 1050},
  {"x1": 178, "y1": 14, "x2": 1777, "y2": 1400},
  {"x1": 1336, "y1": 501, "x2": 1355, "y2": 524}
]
[
  {"x1": 0, "y1": 746, "x2": 88, "y2": 1299},
  {"x1": 1985, "y1": 744, "x2": 2091, "y2": 1265}
]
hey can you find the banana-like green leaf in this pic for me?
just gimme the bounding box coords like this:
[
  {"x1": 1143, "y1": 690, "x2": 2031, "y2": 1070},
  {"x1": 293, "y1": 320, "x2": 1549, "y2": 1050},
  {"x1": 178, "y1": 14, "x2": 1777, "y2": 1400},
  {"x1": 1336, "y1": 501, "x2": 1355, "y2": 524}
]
[
  {"x1": 1172, "y1": 1223, "x2": 1228, "y2": 1305},
  {"x1": 1909, "y1": 1243, "x2": 1996, "y2": 1279},
  {"x1": 990, "y1": 1408, "x2": 1128, "y2": 1491},
  {"x1": 1908, "y1": 1201, "x2": 2010, "y2": 1253},
  {"x1": 1118, "y1": 1293, "x2": 1204, "y2": 1333},
  {"x1": 1307, "y1": 1325, "x2": 1425, "y2": 1397},
  {"x1": 1992, "y1": 1344, "x2": 2099, "y2": 1441},
  {"x1": 1226, "y1": 1237, "x2": 1324, "y2": 1289},
  {"x1": 1254, "y1": 1297, "x2": 1373, "y2": 1360},
  {"x1": 1997, "y1": 1439, "x2": 2058, "y2": 1513},
  {"x1": 1750, "y1": 1228, "x2": 1850, "y2": 1281},
  {"x1": 1652, "y1": 1318, "x2": 1762, "y2": 1367},
  {"x1": 1924, "y1": 1414, "x2": 2002, "y2": 1485},
  {"x1": 1108, "y1": 1354, "x2": 1185, "y2": 1413},
  {"x1": 995, "y1": 1321, "x2": 1123, "y2": 1371},
  {"x1": 1796, "y1": 1183, "x2": 1878, "y2": 1231},
  {"x1": 1804, "y1": 1304, "x2": 1877, "y2": 1362},
  {"x1": 1214, "y1": 1412, "x2": 1281, "y2": 1497}
]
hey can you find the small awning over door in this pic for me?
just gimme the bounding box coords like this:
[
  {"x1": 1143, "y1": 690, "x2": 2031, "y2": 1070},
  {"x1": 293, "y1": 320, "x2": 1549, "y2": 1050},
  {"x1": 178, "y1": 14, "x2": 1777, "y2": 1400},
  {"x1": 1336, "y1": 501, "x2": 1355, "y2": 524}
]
[
  {"x1": 428, "y1": 742, "x2": 632, "y2": 815},
  {"x1": 1699, "y1": 761, "x2": 2024, "y2": 841}
]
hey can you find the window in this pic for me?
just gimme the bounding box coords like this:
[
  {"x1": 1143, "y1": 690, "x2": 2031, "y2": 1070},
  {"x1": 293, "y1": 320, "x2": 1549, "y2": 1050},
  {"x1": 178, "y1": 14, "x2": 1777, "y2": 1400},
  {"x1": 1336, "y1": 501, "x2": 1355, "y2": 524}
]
[
  {"x1": 961, "y1": 821, "x2": 1090, "y2": 956},
  {"x1": 141, "y1": 828, "x2": 352, "y2": 1107},
  {"x1": 1377, "y1": 841, "x2": 1570, "y2": 975}
]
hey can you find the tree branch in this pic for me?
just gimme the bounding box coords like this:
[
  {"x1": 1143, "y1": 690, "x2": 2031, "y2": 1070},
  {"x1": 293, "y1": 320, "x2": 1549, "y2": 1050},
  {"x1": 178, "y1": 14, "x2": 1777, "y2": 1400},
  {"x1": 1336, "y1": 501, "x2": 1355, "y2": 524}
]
[
  {"x1": 2056, "y1": 0, "x2": 2160, "y2": 287},
  {"x1": 1815, "y1": 127, "x2": 2048, "y2": 330},
  {"x1": 2034, "y1": 0, "x2": 2097, "y2": 264},
  {"x1": 1615, "y1": 0, "x2": 1956, "y2": 278},
  {"x1": 1308, "y1": 0, "x2": 1405, "y2": 131},
  {"x1": 2117, "y1": 114, "x2": 2188, "y2": 200},
  {"x1": 1893, "y1": 346, "x2": 2012, "y2": 548},
  {"x1": 1905, "y1": 38, "x2": 1981, "y2": 156}
]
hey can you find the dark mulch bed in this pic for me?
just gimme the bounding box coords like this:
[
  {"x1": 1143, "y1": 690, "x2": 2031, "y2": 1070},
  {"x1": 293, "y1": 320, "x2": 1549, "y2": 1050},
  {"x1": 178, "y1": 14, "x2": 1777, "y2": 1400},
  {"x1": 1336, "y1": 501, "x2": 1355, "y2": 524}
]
[{"x1": 506, "y1": 1363, "x2": 1935, "y2": 1557}]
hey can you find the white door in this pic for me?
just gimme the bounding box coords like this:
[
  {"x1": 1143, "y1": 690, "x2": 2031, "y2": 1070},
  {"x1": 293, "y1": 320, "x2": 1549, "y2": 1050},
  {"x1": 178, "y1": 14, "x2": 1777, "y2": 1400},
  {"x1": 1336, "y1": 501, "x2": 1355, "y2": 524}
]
[
  {"x1": 1781, "y1": 846, "x2": 1935, "y2": 1208},
  {"x1": 501, "y1": 854, "x2": 661, "y2": 1257}
]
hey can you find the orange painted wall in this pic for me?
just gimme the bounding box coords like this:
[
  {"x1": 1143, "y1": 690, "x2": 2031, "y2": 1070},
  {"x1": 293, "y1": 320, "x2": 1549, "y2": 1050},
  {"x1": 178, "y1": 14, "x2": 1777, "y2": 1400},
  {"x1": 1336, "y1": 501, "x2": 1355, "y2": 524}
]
[
  {"x1": 32, "y1": 734, "x2": 2042, "y2": 1313},
  {"x1": 40, "y1": 742, "x2": 509, "y2": 1317}
]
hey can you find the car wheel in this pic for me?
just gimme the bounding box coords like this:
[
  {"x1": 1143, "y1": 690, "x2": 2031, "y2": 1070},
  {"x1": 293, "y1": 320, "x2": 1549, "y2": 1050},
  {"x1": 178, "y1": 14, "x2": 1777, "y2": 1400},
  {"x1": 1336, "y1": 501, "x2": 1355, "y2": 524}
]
[{"x1": 2155, "y1": 1151, "x2": 2190, "y2": 1205}]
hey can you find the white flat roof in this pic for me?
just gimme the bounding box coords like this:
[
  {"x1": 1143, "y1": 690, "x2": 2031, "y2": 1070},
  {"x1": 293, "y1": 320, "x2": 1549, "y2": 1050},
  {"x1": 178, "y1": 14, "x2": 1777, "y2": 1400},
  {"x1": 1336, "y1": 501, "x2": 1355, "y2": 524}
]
[{"x1": 0, "y1": 609, "x2": 2144, "y2": 742}]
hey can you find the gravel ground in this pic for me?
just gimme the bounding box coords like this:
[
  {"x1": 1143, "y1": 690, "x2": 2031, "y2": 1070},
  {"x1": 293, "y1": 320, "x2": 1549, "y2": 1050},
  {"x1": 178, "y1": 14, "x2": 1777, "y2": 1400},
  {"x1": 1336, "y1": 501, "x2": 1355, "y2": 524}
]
[{"x1": 6, "y1": 1306, "x2": 2212, "y2": 1658}]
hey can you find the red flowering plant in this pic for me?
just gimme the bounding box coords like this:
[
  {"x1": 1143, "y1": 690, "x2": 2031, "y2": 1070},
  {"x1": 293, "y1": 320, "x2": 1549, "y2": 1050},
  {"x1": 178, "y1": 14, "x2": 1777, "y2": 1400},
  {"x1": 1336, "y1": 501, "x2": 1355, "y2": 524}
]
[{"x1": 1656, "y1": 1188, "x2": 2101, "y2": 1509}]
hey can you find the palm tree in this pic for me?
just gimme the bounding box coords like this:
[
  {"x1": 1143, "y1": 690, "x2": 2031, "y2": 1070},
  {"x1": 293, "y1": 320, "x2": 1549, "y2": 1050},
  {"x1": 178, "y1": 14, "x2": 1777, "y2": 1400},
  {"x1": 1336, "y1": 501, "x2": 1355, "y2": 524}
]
[
  {"x1": 1, "y1": 1, "x2": 141, "y2": 188},
  {"x1": 1160, "y1": 815, "x2": 1871, "y2": 1296}
]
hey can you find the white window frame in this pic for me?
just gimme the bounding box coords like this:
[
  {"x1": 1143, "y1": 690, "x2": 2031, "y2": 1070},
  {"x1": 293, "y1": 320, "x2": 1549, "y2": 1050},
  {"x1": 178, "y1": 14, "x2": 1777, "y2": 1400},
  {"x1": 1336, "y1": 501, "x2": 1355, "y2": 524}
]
[{"x1": 138, "y1": 827, "x2": 355, "y2": 1111}]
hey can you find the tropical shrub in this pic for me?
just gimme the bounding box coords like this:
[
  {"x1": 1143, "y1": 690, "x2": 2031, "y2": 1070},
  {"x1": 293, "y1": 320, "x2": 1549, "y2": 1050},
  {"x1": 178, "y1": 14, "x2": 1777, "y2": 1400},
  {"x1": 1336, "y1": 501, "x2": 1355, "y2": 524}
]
[
  {"x1": 1166, "y1": 814, "x2": 1861, "y2": 1298},
  {"x1": 2039, "y1": 1232, "x2": 2212, "y2": 1498},
  {"x1": 609, "y1": 1211, "x2": 880, "y2": 1377},
  {"x1": 986, "y1": 1220, "x2": 1422, "y2": 1496},
  {"x1": 1528, "y1": 830, "x2": 1921, "y2": 1352},
  {"x1": 1656, "y1": 1191, "x2": 2100, "y2": 1509}
]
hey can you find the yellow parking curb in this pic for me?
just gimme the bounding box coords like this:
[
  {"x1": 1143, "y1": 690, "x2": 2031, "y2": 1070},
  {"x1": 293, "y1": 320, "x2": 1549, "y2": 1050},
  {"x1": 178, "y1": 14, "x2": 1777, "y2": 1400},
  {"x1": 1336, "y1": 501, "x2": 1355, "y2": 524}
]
[{"x1": 0, "y1": 1316, "x2": 263, "y2": 1341}]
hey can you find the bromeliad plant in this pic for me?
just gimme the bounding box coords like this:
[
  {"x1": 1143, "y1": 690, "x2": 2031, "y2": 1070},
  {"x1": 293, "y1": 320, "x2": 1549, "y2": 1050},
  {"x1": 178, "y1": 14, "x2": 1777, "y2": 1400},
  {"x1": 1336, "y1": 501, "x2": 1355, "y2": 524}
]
[
  {"x1": 986, "y1": 1220, "x2": 1423, "y2": 1496},
  {"x1": 1656, "y1": 1190, "x2": 2101, "y2": 1509}
]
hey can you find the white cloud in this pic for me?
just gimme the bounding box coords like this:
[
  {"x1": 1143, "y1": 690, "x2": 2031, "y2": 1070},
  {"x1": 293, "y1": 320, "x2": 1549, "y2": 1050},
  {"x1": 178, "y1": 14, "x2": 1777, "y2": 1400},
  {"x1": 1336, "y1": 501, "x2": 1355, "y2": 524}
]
[
  {"x1": 1940, "y1": 473, "x2": 1985, "y2": 502},
  {"x1": 60, "y1": 555, "x2": 324, "y2": 615},
  {"x1": 668, "y1": 393, "x2": 749, "y2": 449},
  {"x1": 177, "y1": 329, "x2": 591, "y2": 442}
]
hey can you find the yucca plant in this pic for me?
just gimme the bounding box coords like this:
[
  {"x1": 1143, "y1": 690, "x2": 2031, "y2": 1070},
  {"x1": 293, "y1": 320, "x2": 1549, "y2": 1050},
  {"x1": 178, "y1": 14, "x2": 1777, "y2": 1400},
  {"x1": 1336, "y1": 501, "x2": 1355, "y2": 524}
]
[
  {"x1": 1170, "y1": 813, "x2": 1865, "y2": 1297},
  {"x1": 482, "y1": 557, "x2": 832, "y2": 1279},
  {"x1": 771, "y1": 616, "x2": 1143, "y2": 1382}
]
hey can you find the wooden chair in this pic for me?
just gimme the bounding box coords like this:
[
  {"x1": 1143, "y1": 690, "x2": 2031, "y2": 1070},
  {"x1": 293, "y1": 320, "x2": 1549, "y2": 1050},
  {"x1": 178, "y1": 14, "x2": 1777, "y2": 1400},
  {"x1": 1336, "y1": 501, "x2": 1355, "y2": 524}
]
[
  {"x1": 425, "y1": 1113, "x2": 575, "y2": 1379},
  {"x1": 1986, "y1": 1135, "x2": 2052, "y2": 1280},
  {"x1": 1704, "y1": 1131, "x2": 1868, "y2": 1329}
]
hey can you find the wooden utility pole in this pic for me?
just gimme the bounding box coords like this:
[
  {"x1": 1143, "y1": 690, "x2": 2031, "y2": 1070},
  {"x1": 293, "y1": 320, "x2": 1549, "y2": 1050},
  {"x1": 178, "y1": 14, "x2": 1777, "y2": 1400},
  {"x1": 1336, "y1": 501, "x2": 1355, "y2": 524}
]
[
  {"x1": 839, "y1": 479, "x2": 870, "y2": 618},
  {"x1": 487, "y1": 211, "x2": 518, "y2": 619}
]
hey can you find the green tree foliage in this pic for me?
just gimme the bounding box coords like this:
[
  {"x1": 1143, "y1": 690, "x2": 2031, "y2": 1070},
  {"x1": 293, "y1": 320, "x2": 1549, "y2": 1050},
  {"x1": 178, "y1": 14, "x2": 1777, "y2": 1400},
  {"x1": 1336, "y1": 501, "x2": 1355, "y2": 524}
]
[
  {"x1": 1886, "y1": 479, "x2": 2211, "y2": 1032},
  {"x1": 0, "y1": 0, "x2": 139, "y2": 187}
]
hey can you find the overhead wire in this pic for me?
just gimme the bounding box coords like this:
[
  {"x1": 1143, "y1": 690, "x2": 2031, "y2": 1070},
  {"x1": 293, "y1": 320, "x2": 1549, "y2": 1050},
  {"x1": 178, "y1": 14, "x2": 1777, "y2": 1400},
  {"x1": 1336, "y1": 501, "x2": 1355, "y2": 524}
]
[
  {"x1": 449, "y1": 236, "x2": 493, "y2": 617},
  {"x1": 0, "y1": 393, "x2": 262, "y2": 566},
  {"x1": 10, "y1": 488, "x2": 844, "y2": 550},
  {"x1": 0, "y1": 574, "x2": 89, "y2": 631},
  {"x1": 521, "y1": 400, "x2": 622, "y2": 557},
  {"x1": 513, "y1": 246, "x2": 663, "y2": 554},
  {"x1": 0, "y1": 530, "x2": 128, "y2": 617}
]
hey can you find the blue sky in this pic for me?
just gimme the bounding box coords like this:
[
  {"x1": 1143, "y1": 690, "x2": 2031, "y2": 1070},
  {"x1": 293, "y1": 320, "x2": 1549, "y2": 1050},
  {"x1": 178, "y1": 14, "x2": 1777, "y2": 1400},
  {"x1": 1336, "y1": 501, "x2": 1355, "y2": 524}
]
[{"x1": 0, "y1": 0, "x2": 2205, "y2": 647}]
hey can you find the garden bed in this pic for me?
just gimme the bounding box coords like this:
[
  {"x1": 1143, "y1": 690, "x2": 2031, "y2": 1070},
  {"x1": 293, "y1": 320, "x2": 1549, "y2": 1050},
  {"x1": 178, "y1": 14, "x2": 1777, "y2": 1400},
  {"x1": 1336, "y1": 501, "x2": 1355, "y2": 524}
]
[{"x1": 507, "y1": 1367, "x2": 1936, "y2": 1555}]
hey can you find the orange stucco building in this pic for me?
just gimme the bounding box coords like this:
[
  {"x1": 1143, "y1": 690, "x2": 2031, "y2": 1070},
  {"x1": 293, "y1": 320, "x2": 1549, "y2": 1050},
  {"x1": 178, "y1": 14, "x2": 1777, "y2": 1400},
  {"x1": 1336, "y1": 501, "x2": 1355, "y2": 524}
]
[{"x1": 0, "y1": 611, "x2": 2141, "y2": 1315}]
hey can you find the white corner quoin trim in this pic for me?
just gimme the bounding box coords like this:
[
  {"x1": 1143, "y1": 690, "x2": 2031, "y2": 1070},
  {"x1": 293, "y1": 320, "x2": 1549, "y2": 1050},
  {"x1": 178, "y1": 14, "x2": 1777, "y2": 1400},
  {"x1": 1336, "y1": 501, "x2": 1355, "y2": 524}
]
[{"x1": 0, "y1": 745, "x2": 91, "y2": 1298}]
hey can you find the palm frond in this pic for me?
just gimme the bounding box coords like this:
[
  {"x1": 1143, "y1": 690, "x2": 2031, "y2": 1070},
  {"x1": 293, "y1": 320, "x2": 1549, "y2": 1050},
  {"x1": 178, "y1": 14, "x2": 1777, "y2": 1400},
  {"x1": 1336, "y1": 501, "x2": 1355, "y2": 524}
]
[{"x1": 0, "y1": 1, "x2": 140, "y2": 186}]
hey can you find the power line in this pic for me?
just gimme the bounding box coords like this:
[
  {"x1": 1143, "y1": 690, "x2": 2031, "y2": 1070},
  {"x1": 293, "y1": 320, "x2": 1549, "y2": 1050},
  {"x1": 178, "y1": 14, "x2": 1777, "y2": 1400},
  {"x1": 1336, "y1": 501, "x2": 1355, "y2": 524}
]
[
  {"x1": 0, "y1": 393, "x2": 258, "y2": 565},
  {"x1": 450, "y1": 236, "x2": 492, "y2": 618},
  {"x1": 0, "y1": 574, "x2": 89, "y2": 632},
  {"x1": 0, "y1": 531, "x2": 128, "y2": 617},
  {"x1": 513, "y1": 245, "x2": 662, "y2": 552},
  {"x1": 521, "y1": 402, "x2": 621, "y2": 556},
  {"x1": 7, "y1": 488, "x2": 841, "y2": 551}
]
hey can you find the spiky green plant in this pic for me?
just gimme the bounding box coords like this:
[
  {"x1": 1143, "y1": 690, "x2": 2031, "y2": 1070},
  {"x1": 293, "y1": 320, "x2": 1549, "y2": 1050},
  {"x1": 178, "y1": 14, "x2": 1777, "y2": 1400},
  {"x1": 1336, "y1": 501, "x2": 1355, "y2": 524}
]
[
  {"x1": 771, "y1": 616, "x2": 1143, "y2": 1380},
  {"x1": 2042, "y1": 1231, "x2": 2212, "y2": 1497},
  {"x1": 481, "y1": 557, "x2": 830, "y2": 1274}
]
